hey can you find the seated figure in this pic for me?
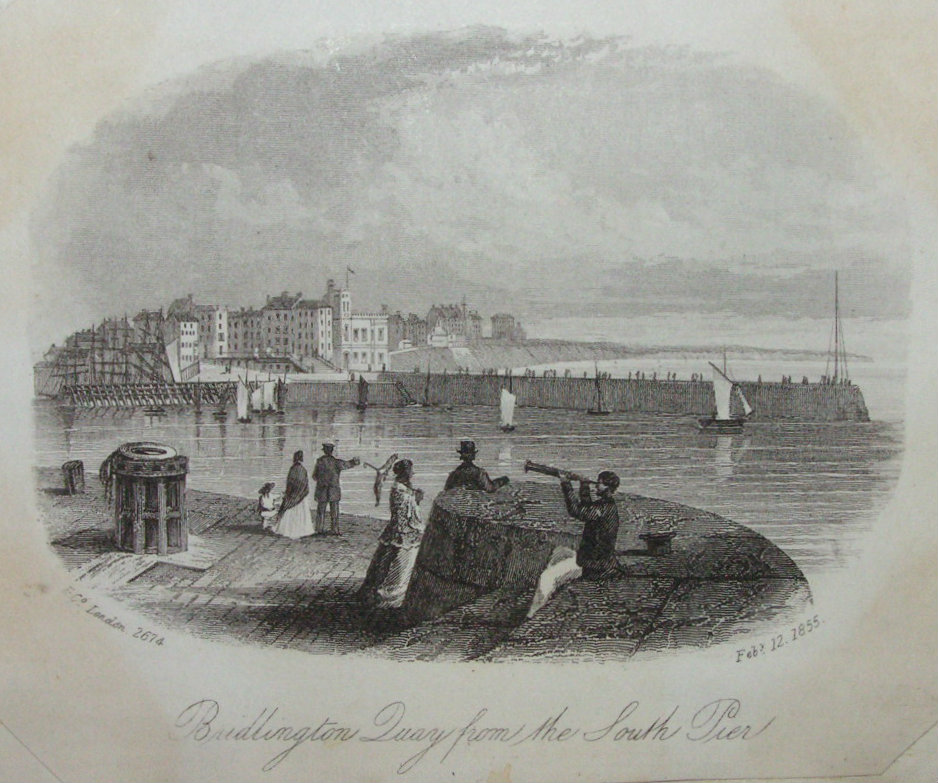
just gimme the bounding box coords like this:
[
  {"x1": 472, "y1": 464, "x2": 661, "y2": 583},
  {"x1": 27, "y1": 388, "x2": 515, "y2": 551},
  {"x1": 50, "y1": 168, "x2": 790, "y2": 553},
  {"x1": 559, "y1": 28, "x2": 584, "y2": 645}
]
[{"x1": 257, "y1": 482, "x2": 281, "y2": 530}]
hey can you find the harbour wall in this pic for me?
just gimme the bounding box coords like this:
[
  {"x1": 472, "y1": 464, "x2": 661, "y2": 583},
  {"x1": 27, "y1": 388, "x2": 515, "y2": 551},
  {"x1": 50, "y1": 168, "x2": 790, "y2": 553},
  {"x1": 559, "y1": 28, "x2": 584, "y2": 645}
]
[
  {"x1": 379, "y1": 372, "x2": 870, "y2": 422},
  {"x1": 55, "y1": 375, "x2": 871, "y2": 421},
  {"x1": 283, "y1": 380, "x2": 403, "y2": 407}
]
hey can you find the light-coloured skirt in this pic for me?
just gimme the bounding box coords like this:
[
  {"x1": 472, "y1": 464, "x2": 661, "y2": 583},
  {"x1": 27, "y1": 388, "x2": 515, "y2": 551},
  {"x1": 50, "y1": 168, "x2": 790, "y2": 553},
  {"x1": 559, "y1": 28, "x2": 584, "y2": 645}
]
[{"x1": 270, "y1": 497, "x2": 314, "y2": 539}]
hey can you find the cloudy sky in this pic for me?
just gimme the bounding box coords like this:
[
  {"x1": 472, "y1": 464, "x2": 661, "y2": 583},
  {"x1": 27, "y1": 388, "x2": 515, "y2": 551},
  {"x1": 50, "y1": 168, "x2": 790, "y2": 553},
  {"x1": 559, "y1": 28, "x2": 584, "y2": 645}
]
[{"x1": 29, "y1": 24, "x2": 912, "y2": 350}]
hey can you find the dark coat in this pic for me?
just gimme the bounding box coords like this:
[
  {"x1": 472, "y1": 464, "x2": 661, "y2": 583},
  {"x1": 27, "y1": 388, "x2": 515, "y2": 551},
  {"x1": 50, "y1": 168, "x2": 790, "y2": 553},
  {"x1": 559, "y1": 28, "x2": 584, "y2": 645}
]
[
  {"x1": 279, "y1": 462, "x2": 309, "y2": 514},
  {"x1": 444, "y1": 461, "x2": 509, "y2": 492},
  {"x1": 312, "y1": 454, "x2": 357, "y2": 502},
  {"x1": 561, "y1": 480, "x2": 621, "y2": 579}
]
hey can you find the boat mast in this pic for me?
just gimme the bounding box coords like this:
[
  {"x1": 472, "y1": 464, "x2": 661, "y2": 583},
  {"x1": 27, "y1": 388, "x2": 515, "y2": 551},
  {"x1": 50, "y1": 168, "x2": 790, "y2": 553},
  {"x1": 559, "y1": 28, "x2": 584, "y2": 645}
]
[
  {"x1": 594, "y1": 362, "x2": 603, "y2": 412},
  {"x1": 833, "y1": 271, "x2": 839, "y2": 383}
]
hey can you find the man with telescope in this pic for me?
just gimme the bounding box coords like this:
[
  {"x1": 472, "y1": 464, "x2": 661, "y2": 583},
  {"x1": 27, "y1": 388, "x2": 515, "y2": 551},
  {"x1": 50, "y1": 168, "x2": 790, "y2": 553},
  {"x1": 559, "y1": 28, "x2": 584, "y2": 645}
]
[{"x1": 525, "y1": 461, "x2": 624, "y2": 580}]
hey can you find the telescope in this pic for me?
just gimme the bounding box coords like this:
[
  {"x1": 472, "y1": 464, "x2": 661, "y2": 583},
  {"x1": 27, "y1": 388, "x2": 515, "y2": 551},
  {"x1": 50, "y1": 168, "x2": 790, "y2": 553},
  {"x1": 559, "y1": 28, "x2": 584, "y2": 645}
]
[{"x1": 523, "y1": 460, "x2": 596, "y2": 484}]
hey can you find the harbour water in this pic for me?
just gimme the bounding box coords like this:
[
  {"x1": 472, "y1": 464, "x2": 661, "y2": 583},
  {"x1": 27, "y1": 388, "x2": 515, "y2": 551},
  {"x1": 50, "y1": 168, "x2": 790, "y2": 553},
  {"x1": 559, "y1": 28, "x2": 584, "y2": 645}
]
[{"x1": 34, "y1": 398, "x2": 903, "y2": 581}]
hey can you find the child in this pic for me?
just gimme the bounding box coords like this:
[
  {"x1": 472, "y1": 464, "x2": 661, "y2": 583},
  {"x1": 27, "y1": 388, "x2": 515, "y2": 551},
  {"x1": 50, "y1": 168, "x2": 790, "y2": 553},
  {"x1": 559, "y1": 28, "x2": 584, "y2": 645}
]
[{"x1": 257, "y1": 482, "x2": 281, "y2": 530}]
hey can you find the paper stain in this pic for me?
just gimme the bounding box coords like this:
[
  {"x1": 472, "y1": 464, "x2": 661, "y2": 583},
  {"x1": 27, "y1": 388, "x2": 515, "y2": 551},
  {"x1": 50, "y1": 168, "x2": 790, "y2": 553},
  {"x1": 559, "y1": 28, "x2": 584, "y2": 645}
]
[
  {"x1": 784, "y1": 0, "x2": 937, "y2": 200},
  {"x1": 487, "y1": 762, "x2": 512, "y2": 783},
  {"x1": 0, "y1": 0, "x2": 167, "y2": 223}
]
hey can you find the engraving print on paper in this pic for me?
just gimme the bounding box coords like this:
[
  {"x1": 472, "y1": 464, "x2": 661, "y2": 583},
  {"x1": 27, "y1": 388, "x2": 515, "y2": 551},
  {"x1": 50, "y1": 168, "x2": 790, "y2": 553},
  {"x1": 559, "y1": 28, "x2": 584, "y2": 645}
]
[{"x1": 31, "y1": 28, "x2": 908, "y2": 663}]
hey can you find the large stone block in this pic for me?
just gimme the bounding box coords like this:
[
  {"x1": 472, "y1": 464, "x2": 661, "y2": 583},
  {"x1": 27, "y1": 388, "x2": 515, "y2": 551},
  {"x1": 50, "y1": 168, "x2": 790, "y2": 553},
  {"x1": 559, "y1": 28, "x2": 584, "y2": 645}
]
[{"x1": 403, "y1": 484, "x2": 579, "y2": 621}]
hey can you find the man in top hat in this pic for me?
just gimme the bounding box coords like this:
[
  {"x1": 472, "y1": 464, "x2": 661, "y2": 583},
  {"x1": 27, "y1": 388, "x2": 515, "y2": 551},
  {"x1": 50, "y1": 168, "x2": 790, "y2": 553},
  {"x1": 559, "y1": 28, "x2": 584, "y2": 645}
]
[
  {"x1": 312, "y1": 440, "x2": 360, "y2": 535},
  {"x1": 444, "y1": 440, "x2": 510, "y2": 492},
  {"x1": 558, "y1": 469, "x2": 623, "y2": 580}
]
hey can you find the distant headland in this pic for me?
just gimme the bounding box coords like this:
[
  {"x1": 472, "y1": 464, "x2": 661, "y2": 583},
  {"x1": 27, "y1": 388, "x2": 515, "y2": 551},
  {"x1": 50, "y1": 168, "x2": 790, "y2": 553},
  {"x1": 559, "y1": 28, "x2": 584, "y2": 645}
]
[{"x1": 387, "y1": 338, "x2": 870, "y2": 374}]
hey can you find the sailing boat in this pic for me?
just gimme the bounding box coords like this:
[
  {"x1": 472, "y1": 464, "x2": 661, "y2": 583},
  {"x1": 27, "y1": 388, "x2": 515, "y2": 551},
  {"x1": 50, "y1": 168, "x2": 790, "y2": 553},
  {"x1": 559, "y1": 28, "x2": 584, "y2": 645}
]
[
  {"x1": 587, "y1": 363, "x2": 610, "y2": 416},
  {"x1": 697, "y1": 361, "x2": 753, "y2": 431},
  {"x1": 236, "y1": 377, "x2": 252, "y2": 423},
  {"x1": 259, "y1": 377, "x2": 277, "y2": 413},
  {"x1": 250, "y1": 377, "x2": 264, "y2": 413},
  {"x1": 500, "y1": 384, "x2": 517, "y2": 432}
]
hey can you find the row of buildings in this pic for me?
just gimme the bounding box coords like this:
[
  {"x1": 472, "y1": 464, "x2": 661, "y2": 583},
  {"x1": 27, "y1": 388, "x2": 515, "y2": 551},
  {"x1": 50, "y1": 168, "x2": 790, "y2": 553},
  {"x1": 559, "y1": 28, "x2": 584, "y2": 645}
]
[
  {"x1": 37, "y1": 281, "x2": 526, "y2": 393},
  {"x1": 165, "y1": 282, "x2": 524, "y2": 374}
]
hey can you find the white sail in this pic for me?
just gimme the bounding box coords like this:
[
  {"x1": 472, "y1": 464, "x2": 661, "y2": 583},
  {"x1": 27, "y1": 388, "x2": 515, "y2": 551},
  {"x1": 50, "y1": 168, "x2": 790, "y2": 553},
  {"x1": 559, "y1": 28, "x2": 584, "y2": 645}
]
[
  {"x1": 735, "y1": 385, "x2": 754, "y2": 416},
  {"x1": 250, "y1": 383, "x2": 263, "y2": 411},
  {"x1": 500, "y1": 388, "x2": 516, "y2": 428},
  {"x1": 711, "y1": 367, "x2": 733, "y2": 420},
  {"x1": 236, "y1": 380, "x2": 249, "y2": 420},
  {"x1": 261, "y1": 381, "x2": 276, "y2": 410}
]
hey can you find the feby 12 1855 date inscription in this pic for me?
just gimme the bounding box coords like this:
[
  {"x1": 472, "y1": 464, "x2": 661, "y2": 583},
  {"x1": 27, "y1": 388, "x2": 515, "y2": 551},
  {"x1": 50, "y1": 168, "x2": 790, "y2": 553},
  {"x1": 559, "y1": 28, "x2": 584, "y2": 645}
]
[{"x1": 736, "y1": 615, "x2": 822, "y2": 662}]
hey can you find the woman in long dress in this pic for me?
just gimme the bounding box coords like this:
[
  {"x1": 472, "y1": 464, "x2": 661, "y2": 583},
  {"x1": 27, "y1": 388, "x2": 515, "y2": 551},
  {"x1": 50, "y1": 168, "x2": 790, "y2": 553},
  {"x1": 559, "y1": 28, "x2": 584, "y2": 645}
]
[
  {"x1": 270, "y1": 450, "x2": 315, "y2": 539},
  {"x1": 359, "y1": 460, "x2": 426, "y2": 608}
]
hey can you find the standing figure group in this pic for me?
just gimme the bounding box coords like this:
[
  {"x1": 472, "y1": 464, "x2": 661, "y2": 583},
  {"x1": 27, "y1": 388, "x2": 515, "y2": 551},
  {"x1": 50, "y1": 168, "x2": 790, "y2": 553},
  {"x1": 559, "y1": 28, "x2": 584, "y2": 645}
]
[
  {"x1": 253, "y1": 435, "x2": 622, "y2": 615},
  {"x1": 262, "y1": 442, "x2": 361, "y2": 539}
]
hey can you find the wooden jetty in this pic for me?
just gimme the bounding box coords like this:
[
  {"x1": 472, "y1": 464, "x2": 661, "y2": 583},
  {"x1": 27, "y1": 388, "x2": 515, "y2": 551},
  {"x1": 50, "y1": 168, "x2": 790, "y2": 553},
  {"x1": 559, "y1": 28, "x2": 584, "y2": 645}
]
[{"x1": 61, "y1": 382, "x2": 236, "y2": 409}]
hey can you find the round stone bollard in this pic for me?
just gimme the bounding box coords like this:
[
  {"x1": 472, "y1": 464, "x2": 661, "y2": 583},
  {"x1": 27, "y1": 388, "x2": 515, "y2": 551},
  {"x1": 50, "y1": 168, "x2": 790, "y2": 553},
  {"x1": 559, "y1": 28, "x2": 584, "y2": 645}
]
[{"x1": 112, "y1": 442, "x2": 189, "y2": 555}]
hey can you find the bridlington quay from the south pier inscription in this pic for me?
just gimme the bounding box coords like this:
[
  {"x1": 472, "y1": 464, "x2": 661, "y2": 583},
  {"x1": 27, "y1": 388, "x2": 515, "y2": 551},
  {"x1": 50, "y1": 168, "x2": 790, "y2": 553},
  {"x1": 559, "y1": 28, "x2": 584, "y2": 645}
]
[{"x1": 174, "y1": 698, "x2": 775, "y2": 773}]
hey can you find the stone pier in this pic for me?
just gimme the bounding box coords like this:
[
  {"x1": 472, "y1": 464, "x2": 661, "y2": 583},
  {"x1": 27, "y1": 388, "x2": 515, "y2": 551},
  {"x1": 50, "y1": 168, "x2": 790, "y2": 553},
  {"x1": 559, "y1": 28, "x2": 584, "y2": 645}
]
[{"x1": 378, "y1": 481, "x2": 812, "y2": 661}]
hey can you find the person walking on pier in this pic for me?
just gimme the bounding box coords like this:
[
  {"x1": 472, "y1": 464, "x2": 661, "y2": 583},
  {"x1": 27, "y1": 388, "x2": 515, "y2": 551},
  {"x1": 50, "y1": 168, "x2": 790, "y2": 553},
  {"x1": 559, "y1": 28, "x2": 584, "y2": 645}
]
[
  {"x1": 557, "y1": 470, "x2": 623, "y2": 580},
  {"x1": 312, "y1": 441, "x2": 360, "y2": 535},
  {"x1": 444, "y1": 440, "x2": 510, "y2": 492}
]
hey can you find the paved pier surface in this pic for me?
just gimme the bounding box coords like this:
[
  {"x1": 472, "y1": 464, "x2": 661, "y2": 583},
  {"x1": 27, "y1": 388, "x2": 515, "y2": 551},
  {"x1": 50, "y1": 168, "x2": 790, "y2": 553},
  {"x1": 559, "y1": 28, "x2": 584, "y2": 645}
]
[{"x1": 34, "y1": 469, "x2": 811, "y2": 661}]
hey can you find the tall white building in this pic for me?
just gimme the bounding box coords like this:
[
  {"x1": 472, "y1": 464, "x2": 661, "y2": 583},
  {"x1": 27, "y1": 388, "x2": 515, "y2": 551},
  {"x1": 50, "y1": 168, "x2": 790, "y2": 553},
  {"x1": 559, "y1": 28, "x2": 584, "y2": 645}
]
[
  {"x1": 169, "y1": 295, "x2": 229, "y2": 359},
  {"x1": 346, "y1": 313, "x2": 389, "y2": 371},
  {"x1": 163, "y1": 312, "x2": 199, "y2": 378},
  {"x1": 323, "y1": 278, "x2": 388, "y2": 371}
]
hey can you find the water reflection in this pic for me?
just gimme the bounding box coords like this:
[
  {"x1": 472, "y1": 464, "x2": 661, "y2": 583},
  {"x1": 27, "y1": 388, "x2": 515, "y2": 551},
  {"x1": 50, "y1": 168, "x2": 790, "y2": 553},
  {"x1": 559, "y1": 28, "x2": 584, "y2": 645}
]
[
  {"x1": 497, "y1": 441, "x2": 513, "y2": 468},
  {"x1": 697, "y1": 433, "x2": 751, "y2": 482}
]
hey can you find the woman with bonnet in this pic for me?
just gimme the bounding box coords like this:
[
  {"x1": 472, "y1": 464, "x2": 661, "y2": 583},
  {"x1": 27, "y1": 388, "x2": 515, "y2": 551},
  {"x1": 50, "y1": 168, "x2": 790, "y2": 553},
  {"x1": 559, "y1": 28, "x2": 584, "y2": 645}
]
[{"x1": 359, "y1": 459, "x2": 426, "y2": 608}]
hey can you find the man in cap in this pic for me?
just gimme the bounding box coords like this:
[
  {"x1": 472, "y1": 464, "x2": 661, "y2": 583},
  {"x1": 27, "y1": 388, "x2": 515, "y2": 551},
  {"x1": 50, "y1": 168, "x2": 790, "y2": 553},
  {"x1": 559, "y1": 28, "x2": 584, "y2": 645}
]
[
  {"x1": 444, "y1": 440, "x2": 510, "y2": 492},
  {"x1": 558, "y1": 469, "x2": 623, "y2": 579},
  {"x1": 312, "y1": 441, "x2": 360, "y2": 535}
]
